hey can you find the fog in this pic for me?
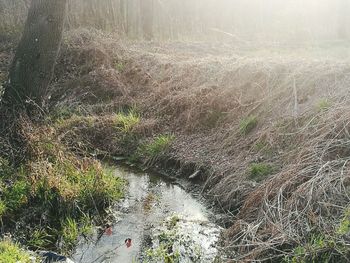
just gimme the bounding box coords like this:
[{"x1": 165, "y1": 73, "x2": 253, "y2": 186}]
[
  {"x1": 68, "y1": 0, "x2": 350, "y2": 43},
  {"x1": 1, "y1": 0, "x2": 349, "y2": 44}
]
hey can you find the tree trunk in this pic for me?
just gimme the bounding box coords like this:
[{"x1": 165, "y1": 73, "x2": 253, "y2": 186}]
[
  {"x1": 140, "y1": 0, "x2": 153, "y2": 40},
  {"x1": 3, "y1": 0, "x2": 67, "y2": 110},
  {"x1": 338, "y1": 0, "x2": 350, "y2": 40}
]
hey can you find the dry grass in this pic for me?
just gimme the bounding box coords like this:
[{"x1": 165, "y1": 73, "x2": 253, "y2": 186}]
[
  {"x1": 4, "y1": 29, "x2": 350, "y2": 260},
  {"x1": 103, "y1": 36, "x2": 350, "y2": 261}
]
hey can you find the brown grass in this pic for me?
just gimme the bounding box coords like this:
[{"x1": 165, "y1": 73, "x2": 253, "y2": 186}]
[{"x1": 3, "y1": 29, "x2": 350, "y2": 260}]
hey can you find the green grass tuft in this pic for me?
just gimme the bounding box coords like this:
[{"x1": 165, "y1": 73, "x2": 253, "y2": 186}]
[
  {"x1": 3, "y1": 180, "x2": 29, "y2": 212},
  {"x1": 316, "y1": 99, "x2": 331, "y2": 111},
  {"x1": 114, "y1": 110, "x2": 140, "y2": 133},
  {"x1": 27, "y1": 228, "x2": 54, "y2": 250},
  {"x1": 239, "y1": 116, "x2": 258, "y2": 135},
  {"x1": 135, "y1": 134, "x2": 175, "y2": 164},
  {"x1": 0, "y1": 240, "x2": 34, "y2": 263},
  {"x1": 249, "y1": 163, "x2": 274, "y2": 182},
  {"x1": 114, "y1": 61, "x2": 125, "y2": 72},
  {"x1": 61, "y1": 217, "x2": 79, "y2": 252}
]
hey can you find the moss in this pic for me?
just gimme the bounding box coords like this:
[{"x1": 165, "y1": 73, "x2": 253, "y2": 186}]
[
  {"x1": 248, "y1": 163, "x2": 274, "y2": 182},
  {"x1": 239, "y1": 116, "x2": 258, "y2": 135},
  {"x1": 0, "y1": 240, "x2": 35, "y2": 263}
]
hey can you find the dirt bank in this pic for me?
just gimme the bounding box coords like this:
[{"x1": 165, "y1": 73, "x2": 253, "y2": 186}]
[{"x1": 3, "y1": 29, "x2": 350, "y2": 261}]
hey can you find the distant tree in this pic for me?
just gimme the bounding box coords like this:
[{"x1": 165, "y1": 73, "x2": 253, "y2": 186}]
[
  {"x1": 140, "y1": 0, "x2": 154, "y2": 40},
  {"x1": 3, "y1": 0, "x2": 67, "y2": 110},
  {"x1": 338, "y1": 0, "x2": 350, "y2": 40}
]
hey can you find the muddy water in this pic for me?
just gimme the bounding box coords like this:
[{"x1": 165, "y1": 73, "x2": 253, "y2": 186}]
[{"x1": 72, "y1": 166, "x2": 222, "y2": 263}]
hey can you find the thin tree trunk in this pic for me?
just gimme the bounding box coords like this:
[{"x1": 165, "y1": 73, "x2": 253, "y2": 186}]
[
  {"x1": 4, "y1": 0, "x2": 67, "y2": 110},
  {"x1": 140, "y1": 0, "x2": 153, "y2": 40},
  {"x1": 338, "y1": 0, "x2": 350, "y2": 40}
]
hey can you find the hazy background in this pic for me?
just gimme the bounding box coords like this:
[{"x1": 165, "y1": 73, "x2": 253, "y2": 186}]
[{"x1": 0, "y1": 0, "x2": 349, "y2": 44}]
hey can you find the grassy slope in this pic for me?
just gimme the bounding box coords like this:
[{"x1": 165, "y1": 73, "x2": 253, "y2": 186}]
[{"x1": 3, "y1": 30, "x2": 350, "y2": 261}]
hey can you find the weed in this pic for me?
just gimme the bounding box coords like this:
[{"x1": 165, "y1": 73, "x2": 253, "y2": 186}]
[
  {"x1": 114, "y1": 61, "x2": 125, "y2": 72},
  {"x1": 27, "y1": 228, "x2": 54, "y2": 250},
  {"x1": 337, "y1": 209, "x2": 350, "y2": 235},
  {"x1": 50, "y1": 106, "x2": 76, "y2": 121},
  {"x1": 61, "y1": 217, "x2": 79, "y2": 252},
  {"x1": 239, "y1": 116, "x2": 258, "y2": 135},
  {"x1": 248, "y1": 163, "x2": 274, "y2": 182},
  {"x1": 316, "y1": 99, "x2": 331, "y2": 111},
  {"x1": 0, "y1": 201, "x2": 6, "y2": 218},
  {"x1": 146, "y1": 244, "x2": 180, "y2": 263},
  {"x1": 284, "y1": 234, "x2": 333, "y2": 263},
  {"x1": 0, "y1": 157, "x2": 13, "y2": 179},
  {"x1": 3, "y1": 180, "x2": 29, "y2": 212},
  {"x1": 166, "y1": 215, "x2": 180, "y2": 229},
  {"x1": 0, "y1": 240, "x2": 34, "y2": 263},
  {"x1": 142, "y1": 135, "x2": 175, "y2": 159},
  {"x1": 80, "y1": 215, "x2": 94, "y2": 236},
  {"x1": 131, "y1": 134, "x2": 175, "y2": 165},
  {"x1": 114, "y1": 110, "x2": 140, "y2": 133},
  {"x1": 254, "y1": 140, "x2": 274, "y2": 157}
]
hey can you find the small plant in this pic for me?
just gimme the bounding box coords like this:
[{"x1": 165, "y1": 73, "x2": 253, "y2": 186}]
[
  {"x1": 0, "y1": 240, "x2": 33, "y2": 263},
  {"x1": 284, "y1": 234, "x2": 333, "y2": 263},
  {"x1": 239, "y1": 116, "x2": 258, "y2": 135},
  {"x1": 337, "y1": 209, "x2": 350, "y2": 235},
  {"x1": 0, "y1": 201, "x2": 6, "y2": 218},
  {"x1": 114, "y1": 110, "x2": 140, "y2": 133},
  {"x1": 50, "y1": 106, "x2": 76, "y2": 121},
  {"x1": 146, "y1": 244, "x2": 180, "y2": 263},
  {"x1": 61, "y1": 217, "x2": 79, "y2": 252},
  {"x1": 27, "y1": 228, "x2": 53, "y2": 250},
  {"x1": 146, "y1": 228, "x2": 181, "y2": 263},
  {"x1": 316, "y1": 99, "x2": 331, "y2": 111},
  {"x1": 142, "y1": 135, "x2": 175, "y2": 159},
  {"x1": 131, "y1": 134, "x2": 175, "y2": 165},
  {"x1": 80, "y1": 215, "x2": 94, "y2": 236},
  {"x1": 3, "y1": 180, "x2": 29, "y2": 212},
  {"x1": 0, "y1": 157, "x2": 13, "y2": 179},
  {"x1": 167, "y1": 215, "x2": 180, "y2": 230},
  {"x1": 248, "y1": 163, "x2": 274, "y2": 182},
  {"x1": 114, "y1": 61, "x2": 125, "y2": 72}
]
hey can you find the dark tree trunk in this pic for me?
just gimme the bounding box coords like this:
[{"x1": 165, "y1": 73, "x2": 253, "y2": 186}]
[
  {"x1": 3, "y1": 0, "x2": 67, "y2": 110},
  {"x1": 140, "y1": 0, "x2": 153, "y2": 40}
]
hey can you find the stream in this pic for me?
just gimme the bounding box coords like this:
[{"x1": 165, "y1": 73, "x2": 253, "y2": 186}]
[{"x1": 72, "y1": 166, "x2": 222, "y2": 263}]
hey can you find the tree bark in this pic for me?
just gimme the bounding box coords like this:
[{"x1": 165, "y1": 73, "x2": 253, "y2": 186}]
[{"x1": 3, "y1": 0, "x2": 67, "y2": 110}]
